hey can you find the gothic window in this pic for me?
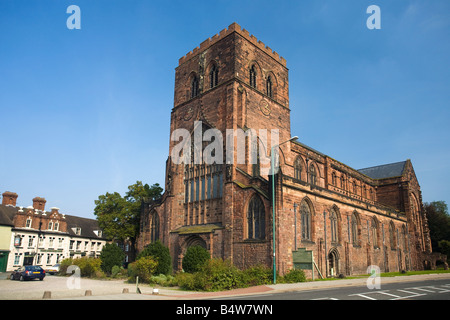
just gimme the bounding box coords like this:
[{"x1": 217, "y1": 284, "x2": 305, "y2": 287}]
[
  {"x1": 247, "y1": 195, "x2": 265, "y2": 240},
  {"x1": 249, "y1": 65, "x2": 257, "y2": 88},
  {"x1": 266, "y1": 76, "x2": 273, "y2": 98},
  {"x1": 184, "y1": 124, "x2": 224, "y2": 204},
  {"x1": 294, "y1": 156, "x2": 302, "y2": 180},
  {"x1": 341, "y1": 176, "x2": 345, "y2": 190},
  {"x1": 331, "y1": 172, "x2": 337, "y2": 186},
  {"x1": 300, "y1": 200, "x2": 312, "y2": 240},
  {"x1": 191, "y1": 75, "x2": 199, "y2": 98},
  {"x1": 389, "y1": 222, "x2": 396, "y2": 250},
  {"x1": 330, "y1": 208, "x2": 338, "y2": 243},
  {"x1": 309, "y1": 164, "x2": 317, "y2": 186},
  {"x1": 210, "y1": 64, "x2": 218, "y2": 88},
  {"x1": 150, "y1": 211, "x2": 160, "y2": 243},
  {"x1": 372, "y1": 217, "x2": 379, "y2": 248},
  {"x1": 351, "y1": 212, "x2": 360, "y2": 245}
]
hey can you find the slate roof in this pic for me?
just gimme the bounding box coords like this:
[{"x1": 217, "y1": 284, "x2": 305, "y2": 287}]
[
  {"x1": 358, "y1": 161, "x2": 407, "y2": 179},
  {"x1": 65, "y1": 214, "x2": 106, "y2": 239},
  {"x1": 0, "y1": 205, "x2": 16, "y2": 227}
]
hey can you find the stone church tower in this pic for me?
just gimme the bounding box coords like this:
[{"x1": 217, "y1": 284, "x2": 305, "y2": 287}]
[{"x1": 138, "y1": 23, "x2": 444, "y2": 276}]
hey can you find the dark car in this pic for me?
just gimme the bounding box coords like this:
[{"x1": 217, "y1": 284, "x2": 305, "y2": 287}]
[{"x1": 10, "y1": 266, "x2": 45, "y2": 281}]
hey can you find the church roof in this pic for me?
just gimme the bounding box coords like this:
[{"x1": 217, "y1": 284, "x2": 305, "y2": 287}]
[{"x1": 358, "y1": 161, "x2": 407, "y2": 179}]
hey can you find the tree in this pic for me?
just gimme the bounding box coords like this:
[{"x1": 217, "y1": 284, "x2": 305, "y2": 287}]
[
  {"x1": 94, "y1": 181, "x2": 163, "y2": 260},
  {"x1": 424, "y1": 201, "x2": 450, "y2": 251},
  {"x1": 137, "y1": 240, "x2": 171, "y2": 275},
  {"x1": 100, "y1": 243, "x2": 126, "y2": 275},
  {"x1": 182, "y1": 245, "x2": 211, "y2": 273}
]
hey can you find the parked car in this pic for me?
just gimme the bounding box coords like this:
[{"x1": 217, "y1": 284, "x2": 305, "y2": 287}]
[
  {"x1": 10, "y1": 266, "x2": 45, "y2": 281},
  {"x1": 46, "y1": 264, "x2": 60, "y2": 275}
]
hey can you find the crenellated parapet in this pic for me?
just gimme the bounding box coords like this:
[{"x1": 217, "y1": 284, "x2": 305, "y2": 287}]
[{"x1": 178, "y1": 22, "x2": 287, "y2": 67}]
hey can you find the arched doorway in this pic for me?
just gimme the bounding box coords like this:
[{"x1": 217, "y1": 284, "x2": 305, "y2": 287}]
[{"x1": 328, "y1": 248, "x2": 340, "y2": 277}]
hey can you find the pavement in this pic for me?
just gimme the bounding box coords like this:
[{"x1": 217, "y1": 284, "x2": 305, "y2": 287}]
[{"x1": 1, "y1": 272, "x2": 450, "y2": 300}]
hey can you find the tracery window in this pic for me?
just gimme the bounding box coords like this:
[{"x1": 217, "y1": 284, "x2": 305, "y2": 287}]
[
  {"x1": 294, "y1": 156, "x2": 302, "y2": 181},
  {"x1": 150, "y1": 211, "x2": 160, "y2": 243},
  {"x1": 330, "y1": 208, "x2": 338, "y2": 243},
  {"x1": 300, "y1": 200, "x2": 312, "y2": 240},
  {"x1": 247, "y1": 195, "x2": 265, "y2": 240},
  {"x1": 309, "y1": 164, "x2": 317, "y2": 186},
  {"x1": 351, "y1": 212, "x2": 360, "y2": 245}
]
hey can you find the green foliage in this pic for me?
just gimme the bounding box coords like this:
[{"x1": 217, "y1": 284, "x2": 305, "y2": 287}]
[
  {"x1": 281, "y1": 268, "x2": 307, "y2": 283},
  {"x1": 182, "y1": 246, "x2": 211, "y2": 273},
  {"x1": 93, "y1": 181, "x2": 163, "y2": 251},
  {"x1": 241, "y1": 265, "x2": 273, "y2": 286},
  {"x1": 424, "y1": 201, "x2": 450, "y2": 251},
  {"x1": 128, "y1": 256, "x2": 158, "y2": 283},
  {"x1": 438, "y1": 240, "x2": 450, "y2": 262},
  {"x1": 58, "y1": 257, "x2": 103, "y2": 278},
  {"x1": 137, "y1": 240, "x2": 172, "y2": 275},
  {"x1": 100, "y1": 243, "x2": 125, "y2": 275}
]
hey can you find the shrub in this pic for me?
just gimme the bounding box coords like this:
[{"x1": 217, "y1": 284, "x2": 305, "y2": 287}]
[
  {"x1": 242, "y1": 265, "x2": 273, "y2": 286},
  {"x1": 182, "y1": 246, "x2": 211, "y2": 273},
  {"x1": 59, "y1": 258, "x2": 73, "y2": 275},
  {"x1": 137, "y1": 241, "x2": 172, "y2": 275},
  {"x1": 282, "y1": 268, "x2": 306, "y2": 283},
  {"x1": 129, "y1": 256, "x2": 158, "y2": 283},
  {"x1": 74, "y1": 257, "x2": 102, "y2": 277},
  {"x1": 100, "y1": 243, "x2": 125, "y2": 275},
  {"x1": 197, "y1": 258, "x2": 242, "y2": 291}
]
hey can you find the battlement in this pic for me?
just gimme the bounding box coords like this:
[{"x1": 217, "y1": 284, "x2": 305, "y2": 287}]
[{"x1": 178, "y1": 22, "x2": 287, "y2": 67}]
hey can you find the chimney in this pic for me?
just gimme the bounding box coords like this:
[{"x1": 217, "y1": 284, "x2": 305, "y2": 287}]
[
  {"x1": 32, "y1": 197, "x2": 47, "y2": 211},
  {"x1": 2, "y1": 191, "x2": 18, "y2": 206}
]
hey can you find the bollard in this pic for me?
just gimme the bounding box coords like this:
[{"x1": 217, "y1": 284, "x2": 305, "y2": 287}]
[
  {"x1": 85, "y1": 290, "x2": 92, "y2": 296},
  {"x1": 152, "y1": 288, "x2": 159, "y2": 295},
  {"x1": 43, "y1": 291, "x2": 51, "y2": 299},
  {"x1": 122, "y1": 288, "x2": 129, "y2": 294}
]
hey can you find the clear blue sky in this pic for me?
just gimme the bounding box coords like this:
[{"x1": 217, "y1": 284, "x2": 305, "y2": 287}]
[{"x1": 1, "y1": 0, "x2": 449, "y2": 219}]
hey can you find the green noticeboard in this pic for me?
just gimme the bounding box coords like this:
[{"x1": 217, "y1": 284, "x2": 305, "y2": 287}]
[{"x1": 292, "y1": 248, "x2": 313, "y2": 270}]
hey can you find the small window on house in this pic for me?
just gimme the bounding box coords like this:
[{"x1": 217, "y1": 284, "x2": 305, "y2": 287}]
[{"x1": 26, "y1": 218, "x2": 32, "y2": 228}]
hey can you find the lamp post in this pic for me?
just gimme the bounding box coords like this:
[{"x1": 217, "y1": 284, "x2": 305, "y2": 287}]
[{"x1": 271, "y1": 136, "x2": 298, "y2": 284}]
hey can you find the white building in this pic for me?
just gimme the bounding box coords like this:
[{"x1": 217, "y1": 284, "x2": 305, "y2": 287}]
[{"x1": 0, "y1": 191, "x2": 108, "y2": 272}]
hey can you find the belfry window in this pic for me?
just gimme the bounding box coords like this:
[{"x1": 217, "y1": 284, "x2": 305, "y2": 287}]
[
  {"x1": 266, "y1": 76, "x2": 273, "y2": 98},
  {"x1": 191, "y1": 75, "x2": 199, "y2": 98},
  {"x1": 247, "y1": 195, "x2": 265, "y2": 240},
  {"x1": 210, "y1": 64, "x2": 218, "y2": 88},
  {"x1": 249, "y1": 65, "x2": 257, "y2": 88}
]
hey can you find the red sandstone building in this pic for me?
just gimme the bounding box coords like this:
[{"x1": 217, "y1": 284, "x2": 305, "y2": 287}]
[{"x1": 138, "y1": 23, "x2": 445, "y2": 277}]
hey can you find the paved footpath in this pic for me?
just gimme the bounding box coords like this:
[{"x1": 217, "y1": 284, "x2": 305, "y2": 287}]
[{"x1": 1, "y1": 272, "x2": 450, "y2": 300}]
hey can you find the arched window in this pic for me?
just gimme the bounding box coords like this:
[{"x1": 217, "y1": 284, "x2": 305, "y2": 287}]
[
  {"x1": 372, "y1": 217, "x2": 379, "y2": 248},
  {"x1": 309, "y1": 164, "x2": 317, "y2": 186},
  {"x1": 330, "y1": 208, "x2": 338, "y2": 243},
  {"x1": 247, "y1": 195, "x2": 265, "y2": 240},
  {"x1": 389, "y1": 222, "x2": 396, "y2": 250},
  {"x1": 351, "y1": 212, "x2": 360, "y2": 245},
  {"x1": 331, "y1": 172, "x2": 337, "y2": 186},
  {"x1": 210, "y1": 64, "x2": 218, "y2": 88},
  {"x1": 150, "y1": 211, "x2": 160, "y2": 243},
  {"x1": 249, "y1": 65, "x2": 257, "y2": 88},
  {"x1": 300, "y1": 200, "x2": 312, "y2": 240},
  {"x1": 294, "y1": 156, "x2": 302, "y2": 181},
  {"x1": 266, "y1": 76, "x2": 273, "y2": 98},
  {"x1": 191, "y1": 75, "x2": 199, "y2": 98}
]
